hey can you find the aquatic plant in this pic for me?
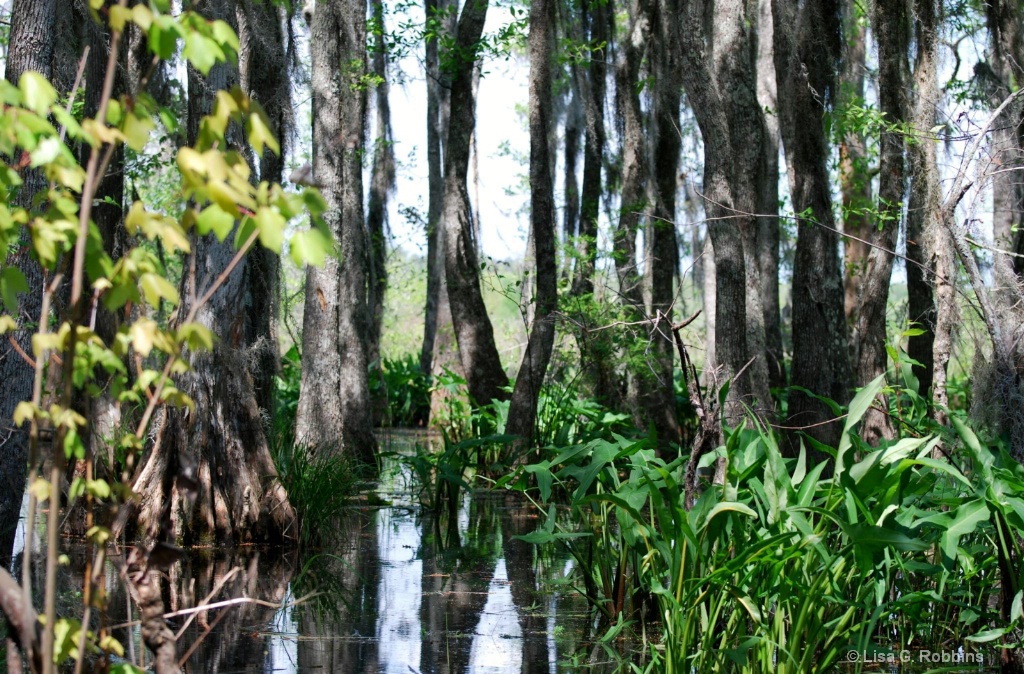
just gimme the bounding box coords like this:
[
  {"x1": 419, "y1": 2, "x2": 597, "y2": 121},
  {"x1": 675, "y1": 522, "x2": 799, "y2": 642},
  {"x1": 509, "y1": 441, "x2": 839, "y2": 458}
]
[{"x1": 508, "y1": 376, "x2": 1022, "y2": 672}]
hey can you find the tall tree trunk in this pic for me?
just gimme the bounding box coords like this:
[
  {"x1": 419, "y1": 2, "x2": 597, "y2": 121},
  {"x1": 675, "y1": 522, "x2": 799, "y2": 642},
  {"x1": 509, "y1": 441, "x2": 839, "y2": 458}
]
[
  {"x1": 638, "y1": 0, "x2": 680, "y2": 448},
  {"x1": 442, "y1": 0, "x2": 511, "y2": 409},
  {"x1": 126, "y1": 0, "x2": 295, "y2": 544},
  {"x1": 563, "y1": 85, "x2": 582, "y2": 279},
  {"x1": 419, "y1": 0, "x2": 454, "y2": 378},
  {"x1": 505, "y1": 0, "x2": 557, "y2": 449},
  {"x1": 0, "y1": 0, "x2": 58, "y2": 567},
  {"x1": 906, "y1": 0, "x2": 939, "y2": 403},
  {"x1": 675, "y1": 0, "x2": 752, "y2": 418},
  {"x1": 237, "y1": 0, "x2": 288, "y2": 416},
  {"x1": 614, "y1": 0, "x2": 651, "y2": 427},
  {"x1": 773, "y1": 0, "x2": 851, "y2": 454},
  {"x1": 756, "y1": 0, "x2": 784, "y2": 393},
  {"x1": 839, "y1": 4, "x2": 872, "y2": 327},
  {"x1": 712, "y1": 0, "x2": 773, "y2": 411},
  {"x1": 295, "y1": 0, "x2": 378, "y2": 462},
  {"x1": 367, "y1": 1, "x2": 395, "y2": 371},
  {"x1": 985, "y1": 0, "x2": 1024, "y2": 296},
  {"x1": 612, "y1": 0, "x2": 648, "y2": 311},
  {"x1": 854, "y1": 0, "x2": 908, "y2": 444},
  {"x1": 570, "y1": 0, "x2": 608, "y2": 298}
]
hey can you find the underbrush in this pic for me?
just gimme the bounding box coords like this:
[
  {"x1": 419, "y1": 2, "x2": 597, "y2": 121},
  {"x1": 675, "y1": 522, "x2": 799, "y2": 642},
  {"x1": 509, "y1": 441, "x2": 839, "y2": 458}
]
[{"x1": 495, "y1": 376, "x2": 1022, "y2": 672}]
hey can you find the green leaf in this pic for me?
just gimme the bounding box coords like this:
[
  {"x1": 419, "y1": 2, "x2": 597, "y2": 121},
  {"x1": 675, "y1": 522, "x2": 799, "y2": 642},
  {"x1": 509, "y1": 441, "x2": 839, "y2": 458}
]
[
  {"x1": 183, "y1": 32, "x2": 226, "y2": 76},
  {"x1": 254, "y1": 207, "x2": 285, "y2": 253},
  {"x1": 19, "y1": 72, "x2": 57, "y2": 115},
  {"x1": 123, "y1": 113, "x2": 155, "y2": 152},
  {"x1": 196, "y1": 204, "x2": 235, "y2": 240},
  {"x1": 837, "y1": 374, "x2": 886, "y2": 479},
  {"x1": 940, "y1": 498, "x2": 989, "y2": 562},
  {"x1": 247, "y1": 104, "x2": 280, "y2": 156},
  {"x1": 290, "y1": 228, "x2": 333, "y2": 267},
  {"x1": 1, "y1": 267, "x2": 28, "y2": 313},
  {"x1": 139, "y1": 273, "x2": 179, "y2": 308}
]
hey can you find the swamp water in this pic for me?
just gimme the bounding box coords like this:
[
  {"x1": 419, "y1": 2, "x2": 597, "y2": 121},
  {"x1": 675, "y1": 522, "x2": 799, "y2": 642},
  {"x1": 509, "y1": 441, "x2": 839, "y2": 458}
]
[{"x1": 20, "y1": 431, "x2": 605, "y2": 673}]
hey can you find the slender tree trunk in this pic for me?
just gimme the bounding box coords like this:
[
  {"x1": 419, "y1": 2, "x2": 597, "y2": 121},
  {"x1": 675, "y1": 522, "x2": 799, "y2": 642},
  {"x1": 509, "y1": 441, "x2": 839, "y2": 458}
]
[
  {"x1": 712, "y1": 0, "x2": 773, "y2": 411},
  {"x1": 237, "y1": 0, "x2": 288, "y2": 416},
  {"x1": 854, "y1": 0, "x2": 908, "y2": 444},
  {"x1": 906, "y1": 0, "x2": 942, "y2": 407},
  {"x1": 756, "y1": 0, "x2": 784, "y2": 393},
  {"x1": 773, "y1": 0, "x2": 851, "y2": 454},
  {"x1": 613, "y1": 0, "x2": 652, "y2": 428},
  {"x1": 675, "y1": 0, "x2": 750, "y2": 418},
  {"x1": 636, "y1": 0, "x2": 681, "y2": 448},
  {"x1": 612, "y1": 0, "x2": 648, "y2": 311},
  {"x1": 442, "y1": 0, "x2": 511, "y2": 409},
  {"x1": 985, "y1": 0, "x2": 1024, "y2": 301},
  {"x1": 570, "y1": 0, "x2": 608, "y2": 298},
  {"x1": 80, "y1": 9, "x2": 129, "y2": 473},
  {"x1": 839, "y1": 5, "x2": 872, "y2": 328},
  {"x1": 505, "y1": 0, "x2": 557, "y2": 449},
  {"x1": 0, "y1": 0, "x2": 58, "y2": 567},
  {"x1": 419, "y1": 0, "x2": 453, "y2": 377},
  {"x1": 367, "y1": 1, "x2": 395, "y2": 371},
  {"x1": 295, "y1": 0, "x2": 378, "y2": 462},
  {"x1": 563, "y1": 86, "x2": 582, "y2": 279}
]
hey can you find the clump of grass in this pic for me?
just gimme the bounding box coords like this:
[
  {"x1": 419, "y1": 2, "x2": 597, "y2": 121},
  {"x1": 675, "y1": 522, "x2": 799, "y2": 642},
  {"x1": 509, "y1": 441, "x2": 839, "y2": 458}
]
[{"x1": 272, "y1": 442, "x2": 359, "y2": 547}]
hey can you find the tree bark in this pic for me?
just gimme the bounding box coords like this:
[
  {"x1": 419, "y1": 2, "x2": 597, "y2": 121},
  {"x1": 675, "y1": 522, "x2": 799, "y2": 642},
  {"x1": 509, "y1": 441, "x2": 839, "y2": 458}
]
[
  {"x1": 755, "y1": 0, "x2": 784, "y2": 393},
  {"x1": 570, "y1": 0, "x2": 608, "y2": 298},
  {"x1": 675, "y1": 0, "x2": 754, "y2": 419},
  {"x1": 853, "y1": 0, "x2": 908, "y2": 445},
  {"x1": 906, "y1": 0, "x2": 943, "y2": 407},
  {"x1": 0, "y1": 0, "x2": 58, "y2": 568},
  {"x1": 612, "y1": 0, "x2": 648, "y2": 311},
  {"x1": 442, "y1": 0, "x2": 511, "y2": 409},
  {"x1": 126, "y1": 0, "x2": 296, "y2": 545},
  {"x1": 296, "y1": 0, "x2": 378, "y2": 462},
  {"x1": 237, "y1": 0, "x2": 288, "y2": 417},
  {"x1": 839, "y1": 4, "x2": 872, "y2": 327},
  {"x1": 419, "y1": 0, "x2": 447, "y2": 377},
  {"x1": 637, "y1": 0, "x2": 681, "y2": 448},
  {"x1": 773, "y1": 0, "x2": 851, "y2": 454},
  {"x1": 366, "y1": 0, "x2": 395, "y2": 371},
  {"x1": 505, "y1": 0, "x2": 557, "y2": 449}
]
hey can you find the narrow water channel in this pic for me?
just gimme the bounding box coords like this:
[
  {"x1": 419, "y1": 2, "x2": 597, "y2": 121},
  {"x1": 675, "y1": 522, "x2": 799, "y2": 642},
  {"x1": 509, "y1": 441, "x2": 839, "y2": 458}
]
[{"x1": 22, "y1": 430, "x2": 598, "y2": 673}]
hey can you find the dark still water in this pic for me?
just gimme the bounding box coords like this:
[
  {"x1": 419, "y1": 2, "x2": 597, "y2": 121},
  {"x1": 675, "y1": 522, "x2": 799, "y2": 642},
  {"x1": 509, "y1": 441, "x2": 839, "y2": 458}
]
[{"x1": 34, "y1": 431, "x2": 599, "y2": 673}]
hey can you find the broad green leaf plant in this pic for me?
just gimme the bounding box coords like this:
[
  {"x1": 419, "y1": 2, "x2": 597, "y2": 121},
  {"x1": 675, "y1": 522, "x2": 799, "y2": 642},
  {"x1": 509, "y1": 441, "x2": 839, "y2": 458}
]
[{"x1": 0, "y1": 2, "x2": 329, "y2": 672}]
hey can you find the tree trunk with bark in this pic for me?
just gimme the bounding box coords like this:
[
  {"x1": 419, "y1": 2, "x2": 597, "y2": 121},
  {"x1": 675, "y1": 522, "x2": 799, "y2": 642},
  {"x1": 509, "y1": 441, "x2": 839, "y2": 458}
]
[
  {"x1": 295, "y1": 0, "x2": 378, "y2": 462},
  {"x1": 755, "y1": 0, "x2": 784, "y2": 393},
  {"x1": 772, "y1": 0, "x2": 851, "y2": 454},
  {"x1": 442, "y1": 0, "x2": 511, "y2": 409},
  {"x1": 906, "y1": 0, "x2": 941, "y2": 406},
  {"x1": 839, "y1": 5, "x2": 872, "y2": 328},
  {"x1": 570, "y1": 0, "x2": 608, "y2": 298},
  {"x1": 125, "y1": 0, "x2": 296, "y2": 545},
  {"x1": 0, "y1": 0, "x2": 58, "y2": 567},
  {"x1": 367, "y1": 0, "x2": 395, "y2": 372},
  {"x1": 419, "y1": 0, "x2": 448, "y2": 377},
  {"x1": 237, "y1": 0, "x2": 288, "y2": 417},
  {"x1": 637, "y1": 0, "x2": 681, "y2": 448},
  {"x1": 675, "y1": 0, "x2": 755, "y2": 419},
  {"x1": 854, "y1": 0, "x2": 908, "y2": 445},
  {"x1": 505, "y1": 0, "x2": 558, "y2": 449},
  {"x1": 614, "y1": 0, "x2": 654, "y2": 428}
]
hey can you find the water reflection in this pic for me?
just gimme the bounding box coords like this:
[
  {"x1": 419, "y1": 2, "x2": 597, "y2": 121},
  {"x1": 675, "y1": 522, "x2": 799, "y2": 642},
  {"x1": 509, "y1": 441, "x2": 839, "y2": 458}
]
[{"x1": 63, "y1": 431, "x2": 593, "y2": 673}]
